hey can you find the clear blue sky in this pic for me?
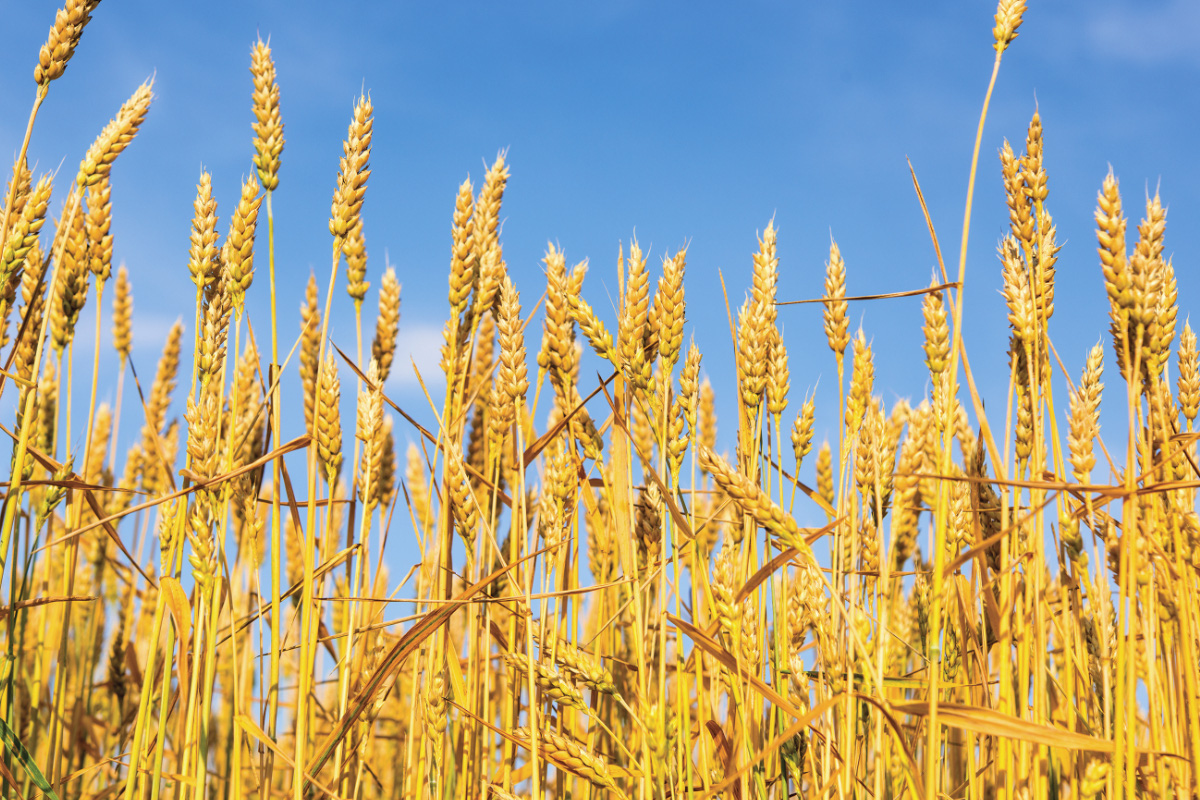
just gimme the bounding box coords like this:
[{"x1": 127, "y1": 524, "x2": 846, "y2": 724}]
[{"x1": 2, "y1": 1, "x2": 1197, "y2": 527}]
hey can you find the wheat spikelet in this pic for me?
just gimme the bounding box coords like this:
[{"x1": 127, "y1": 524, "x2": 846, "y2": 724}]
[
  {"x1": 504, "y1": 652, "x2": 587, "y2": 711},
  {"x1": 447, "y1": 179, "x2": 475, "y2": 317},
  {"x1": 634, "y1": 482, "x2": 663, "y2": 570},
  {"x1": 35, "y1": 0, "x2": 102, "y2": 86},
  {"x1": 992, "y1": 0, "x2": 1027, "y2": 53},
  {"x1": 699, "y1": 377, "x2": 717, "y2": 452},
  {"x1": 1096, "y1": 170, "x2": 1127, "y2": 312},
  {"x1": 699, "y1": 445, "x2": 813, "y2": 560},
  {"x1": 50, "y1": 198, "x2": 90, "y2": 352},
  {"x1": 77, "y1": 80, "x2": 153, "y2": 187},
  {"x1": 1080, "y1": 759, "x2": 1109, "y2": 800},
  {"x1": 1022, "y1": 110, "x2": 1047, "y2": 204},
  {"x1": 473, "y1": 152, "x2": 508, "y2": 261},
  {"x1": 750, "y1": 218, "x2": 779, "y2": 317},
  {"x1": 816, "y1": 441, "x2": 833, "y2": 509},
  {"x1": 823, "y1": 239, "x2": 849, "y2": 357},
  {"x1": 186, "y1": 383, "x2": 221, "y2": 486},
  {"x1": 445, "y1": 448, "x2": 479, "y2": 557},
  {"x1": 569, "y1": 292, "x2": 617, "y2": 367},
  {"x1": 6, "y1": 159, "x2": 32, "y2": 220},
  {"x1": 488, "y1": 785, "x2": 525, "y2": 800},
  {"x1": 1152, "y1": 256, "x2": 1178, "y2": 378},
  {"x1": 737, "y1": 298, "x2": 768, "y2": 409},
  {"x1": 845, "y1": 331, "x2": 874, "y2": 433},
  {"x1": 538, "y1": 243, "x2": 579, "y2": 390},
  {"x1": 1000, "y1": 140, "x2": 1033, "y2": 244},
  {"x1": 1179, "y1": 322, "x2": 1199, "y2": 425},
  {"x1": 356, "y1": 359, "x2": 384, "y2": 504},
  {"x1": 512, "y1": 727, "x2": 624, "y2": 798},
  {"x1": 225, "y1": 174, "x2": 262, "y2": 311},
  {"x1": 1000, "y1": 237, "x2": 1035, "y2": 345},
  {"x1": 1130, "y1": 193, "x2": 1165, "y2": 325},
  {"x1": 922, "y1": 276, "x2": 949, "y2": 377},
  {"x1": 471, "y1": 153, "x2": 509, "y2": 315},
  {"x1": 855, "y1": 401, "x2": 883, "y2": 511},
  {"x1": 370, "y1": 265, "x2": 401, "y2": 382},
  {"x1": 791, "y1": 395, "x2": 815, "y2": 471},
  {"x1": 186, "y1": 172, "x2": 220, "y2": 294},
  {"x1": 250, "y1": 37, "x2": 284, "y2": 191},
  {"x1": 372, "y1": 415, "x2": 396, "y2": 508},
  {"x1": 706, "y1": 550, "x2": 739, "y2": 659},
  {"x1": 343, "y1": 215, "x2": 368, "y2": 304},
  {"x1": 666, "y1": 399, "x2": 687, "y2": 484},
  {"x1": 1032, "y1": 211, "x2": 1059, "y2": 328},
  {"x1": 678, "y1": 341, "x2": 701, "y2": 430},
  {"x1": 0, "y1": 174, "x2": 53, "y2": 294},
  {"x1": 617, "y1": 241, "x2": 650, "y2": 369},
  {"x1": 84, "y1": 174, "x2": 112, "y2": 282},
  {"x1": 196, "y1": 270, "x2": 233, "y2": 386},
  {"x1": 329, "y1": 93, "x2": 373, "y2": 241},
  {"x1": 111, "y1": 264, "x2": 131, "y2": 362},
  {"x1": 421, "y1": 669, "x2": 446, "y2": 741},
  {"x1": 490, "y1": 276, "x2": 528, "y2": 451},
  {"x1": 316, "y1": 352, "x2": 343, "y2": 484},
  {"x1": 292, "y1": 277, "x2": 321, "y2": 442},
  {"x1": 766, "y1": 324, "x2": 789, "y2": 417},
  {"x1": 107, "y1": 584, "x2": 129, "y2": 706},
  {"x1": 653, "y1": 247, "x2": 686, "y2": 367},
  {"x1": 547, "y1": 640, "x2": 616, "y2": 696},
  {"x1": 1068, "y1": 344, "x2": 1104, "y2": 485},
  {"x1": 186, "y1": 502, "x2": 217, "y2": 593}
]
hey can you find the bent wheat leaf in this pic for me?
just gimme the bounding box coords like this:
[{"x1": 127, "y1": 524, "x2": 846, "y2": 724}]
[{"x1": 0, "y1": 715, "x2": 59, "y2": 800}]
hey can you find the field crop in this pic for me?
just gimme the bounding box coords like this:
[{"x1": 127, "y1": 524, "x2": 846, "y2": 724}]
[{"x1": 0, "y1": 1, "x2": 1195, "y2": 798}]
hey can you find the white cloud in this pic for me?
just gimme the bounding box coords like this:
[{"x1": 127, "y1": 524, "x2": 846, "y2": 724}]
[{"x1": 385, "y1": 321, "x2": 445, "y2": 391}]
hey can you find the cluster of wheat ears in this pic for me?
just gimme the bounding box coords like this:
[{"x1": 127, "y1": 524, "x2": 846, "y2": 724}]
[{"x1": 0, "y1": 0, "x2": 1196, "y2": 798}]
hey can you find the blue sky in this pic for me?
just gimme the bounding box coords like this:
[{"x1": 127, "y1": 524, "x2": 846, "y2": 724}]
[{"x1": 2, "y1": 1, "x2": 1197, "y2": 534}]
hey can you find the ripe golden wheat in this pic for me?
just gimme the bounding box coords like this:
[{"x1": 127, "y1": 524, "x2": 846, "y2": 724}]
[{"x1": 0, "y1": 1, "x2": 1195, "y2": 799}]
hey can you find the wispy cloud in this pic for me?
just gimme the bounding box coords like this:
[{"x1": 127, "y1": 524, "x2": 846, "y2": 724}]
[
  {"x1": 385, "y1": 321, "x2": 445, "y2": 392},
  {"x1": 1087, "y1": 0, "x2": 1200, "y2": 65}
]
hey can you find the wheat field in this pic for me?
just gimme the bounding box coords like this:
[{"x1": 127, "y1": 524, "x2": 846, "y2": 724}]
[{"x1": 0, "y1": 1, "x2": 1196, "y2": 798}]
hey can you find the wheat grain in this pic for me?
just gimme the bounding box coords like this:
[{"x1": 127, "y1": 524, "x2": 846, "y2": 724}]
[
  {"x1": 77, "y1": 80, "x2": 152, "y2": 188},
  {"x1": 111, "y1": 264, "x2": 131, "y2": 361},
  {"x1": 225, "y1": 174, "x2": 263, "y2": 311},
  {"x1": 791, "y1": 395, "x2": 815, "y2": 471},
  {"x1": 992, "y1": 0, "x2": 1027, "y2": 53},
  {"x1": 34, "y1": 0, "x2": 101, "y2": 86},
  {"x1": 344, "y1": 215, "x2": 369, "y2": 304},
  {"x1": 250, "y1": 37, "x2": 284, "y2": 190},
  {"x1": 0, "y1": 175, "x2": 52, "y2": 293},
  {"x1": 329, "y1": 93, "x2": 373, "y2": 242},
  {"x1": 699, "y1": 445, "x2": 814, "y2": 560},
  {"x1": 1068, "y1": 344, "x2": 1104, "y2": 485},
  {"x1": 447, "y1": 179, "x2": 475, "y2": 317},
  {"x1": 186, "y1": 172, "x2": 220, "y2": 294},
  {"x1": 370, "y1": 266, "x2": 401, "y2": 382},
  {"x1": 823, "y1": 239, "x2": 849, "y2": 357},
  {"x1": 316, "y1": 352, "x2": 343, "y2": 484},
  {"x1": 1179, "y1": 322, "x2": 1199, "y2": 425}
]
